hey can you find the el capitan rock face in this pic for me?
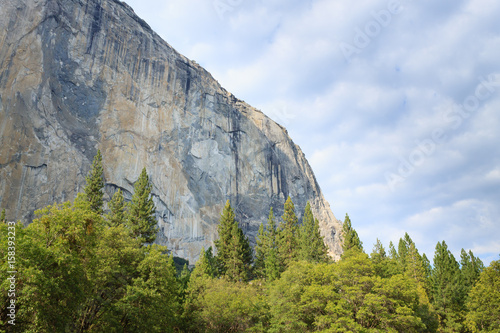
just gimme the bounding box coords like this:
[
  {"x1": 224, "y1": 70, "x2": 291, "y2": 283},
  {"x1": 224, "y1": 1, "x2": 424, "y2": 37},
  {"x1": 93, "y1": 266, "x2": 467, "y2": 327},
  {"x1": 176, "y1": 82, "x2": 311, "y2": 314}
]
[{"x1": 0, "y1": 0, "x2": 343, "y2": 261}]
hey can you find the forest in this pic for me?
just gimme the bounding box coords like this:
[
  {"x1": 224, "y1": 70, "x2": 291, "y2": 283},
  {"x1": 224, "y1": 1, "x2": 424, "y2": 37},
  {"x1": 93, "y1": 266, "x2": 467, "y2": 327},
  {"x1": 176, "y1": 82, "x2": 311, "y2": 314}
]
[{"x1": 0, "y1": 151, "x2": 499, "y2": 332}]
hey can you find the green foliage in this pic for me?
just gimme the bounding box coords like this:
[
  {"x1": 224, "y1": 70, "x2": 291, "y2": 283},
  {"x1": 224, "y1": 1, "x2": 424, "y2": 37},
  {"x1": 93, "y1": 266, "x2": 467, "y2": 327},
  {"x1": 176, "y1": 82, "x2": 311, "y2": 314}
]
[
  {"x1": 0, "y1": 194, "x2": 180, "y2": 332},
  {"x1": 297, "y1": 202, "x2": 329, "y2": 263},
  {"x1": 214, "y1": 201, "x2": 252, "y2": 282},
  {"x1": 255, "y1": 207, "x2": 281, "y2": 281},
  {"x1": 341, "y1": 213, "x2": 363, "y2": 253},
  {"x1": 268, "y1": 252, "x2": 428, "y2": 332},
  {"x1": 460, "y1": 249, "x2": 484, "y2": 299},
  {"x1": 84, "y1": 149, "x2": 105, "y2": 215},
  {"x1": 117, "y1": 248, "x2": 181, "y2": 332},
  {"x1": 127, "y1": 168, "x2": 157, "y2": 244},
  {"x1": 0, "y1": 209, "x2": 5, "y2": 223},
  {"x1": 190, "y1": 279, "x2": 268, "y2": 332},
  {"x1": 277, "y1": 196, "x2": 299, "y2": 266},
  {"x1": 371, "y1": 238, "x2": 394, "y2": 278},
  {"x1": 431, "y1": 241, "x2": 465, "y2": 332},
  {"x1": 466, "y1": 259, "x2": 500, "y2": 332},
  {"x1": 106, "y1": 189, "x2": 126, "y2": 227}
]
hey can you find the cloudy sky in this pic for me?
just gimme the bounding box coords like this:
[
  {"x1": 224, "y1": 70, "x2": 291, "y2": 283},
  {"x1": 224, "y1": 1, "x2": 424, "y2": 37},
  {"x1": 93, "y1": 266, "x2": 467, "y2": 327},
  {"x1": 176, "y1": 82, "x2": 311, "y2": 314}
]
[{"x1": 124, "y1": 0, "x2": 500, "y2": 264}]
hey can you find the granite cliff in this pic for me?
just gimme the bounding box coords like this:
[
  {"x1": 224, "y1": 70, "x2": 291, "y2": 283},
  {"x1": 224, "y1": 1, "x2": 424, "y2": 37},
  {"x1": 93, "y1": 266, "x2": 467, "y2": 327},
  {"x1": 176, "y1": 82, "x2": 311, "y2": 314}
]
[{"x1": 0, "y1": 0, "x2": 343, "y2": 261}]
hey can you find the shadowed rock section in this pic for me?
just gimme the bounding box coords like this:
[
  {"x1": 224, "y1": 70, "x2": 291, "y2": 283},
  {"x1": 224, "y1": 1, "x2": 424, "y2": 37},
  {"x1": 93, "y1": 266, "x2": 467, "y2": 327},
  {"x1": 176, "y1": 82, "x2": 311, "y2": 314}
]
[{"x1": 0, "y1": 0, "x2": 343, "y2": 262}]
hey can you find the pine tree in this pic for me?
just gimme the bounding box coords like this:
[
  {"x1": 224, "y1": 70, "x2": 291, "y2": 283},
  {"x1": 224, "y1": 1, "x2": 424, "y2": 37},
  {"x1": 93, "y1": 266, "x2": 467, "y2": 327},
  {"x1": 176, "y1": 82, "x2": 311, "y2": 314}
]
[
  {"x1": 298, "y1": 202, "x2": 328, "y2": 263},
  {"x1": 254, "y1": 222, "x2": 267, "y2": 278},
  {"x1": 460, "y1": 249, "x2": 484, "y2": 301},
  {"x1": 225, "y1": 223, "x2": 252, "y2": 282},
  {"x1": 214, "y1": 201, "x2": 252, "y2": 281},
  {"x1": 278, "y1": 196, "x2": 299, "y2": 267},
  {"x1": 255, "y1": 207, "x2": 281, "y2": 281},
  {"x1": 127, "y1": 168, "x2": 157, "y2": 244},
  {"x1": 371, "y1": 238, "x2": 389, "y2": 277},
  {"x1": 0, "y1": 208, "x2": 5, "y2": 223},
  {"x1": 215, "y1": 200, "x2": 236, "y2": 276},
  {"x1": 84, "y1": 150, "x2": 105, "y2": 215},
  {"x1": 341, "y1": 213, "x2": 363, "y2": 254},
  {"x1": 107, "y1": 189, "x2": 126, "y2": 227},
  {"x1": 466, "y1": 259, "x2": 500, "y2": 332},
  {"x1": 431, "y1": 241, "x2": 464, "y2": 331}
]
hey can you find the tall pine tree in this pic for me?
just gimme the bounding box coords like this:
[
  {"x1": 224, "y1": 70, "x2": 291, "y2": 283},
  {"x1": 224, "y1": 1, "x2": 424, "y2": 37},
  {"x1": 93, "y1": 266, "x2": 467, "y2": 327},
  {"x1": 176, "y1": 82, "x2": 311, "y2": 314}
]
[
  {"x1": 127, "y1": 168, "x2": 157, "y2": 244},
  {"x1": 214, "y1": 201, "x2": 252, "y2": 281},
  {"x1": 341, "y1": 213, "x2": 363, "y2": 254},
  {"x1": 278, "y1": 196, "x2": 299, "y2": 267},
  {"x1": 431, "y1": 241, "x2": 464, "y2": 332},
  {"x1": 460, "y1": 249, "x2": 484, "y2": 302},
  {"x1": 254, "y1": 207, "x2": 281, "y2": 281},
  {"x1": 297, "y1": 202, "x2": 328, "y2": 263},
  {"x1": 107, "y1": 189, "x2": 126, "y2": 227},
  {"x1": 84, "y1": 150, "x2": 105, "y2": 215}
]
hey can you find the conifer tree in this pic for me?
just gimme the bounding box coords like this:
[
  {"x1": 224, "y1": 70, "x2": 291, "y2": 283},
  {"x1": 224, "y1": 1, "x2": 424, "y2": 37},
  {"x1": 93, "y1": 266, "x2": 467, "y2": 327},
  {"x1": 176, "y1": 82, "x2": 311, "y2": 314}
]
[
  {"x1": 254, "y1": 222, "x2": 267, "y2": 278},
  {"x1": 193, "y1": 247, "x2": 216, "y2": 279},
  {"x1": 107, "y1": 189, "x2": 126, "y2": 227},
  {"x1": 264, "y1": 208, "x2": 281, "y2": 281},
  {"x1": 341, "y1": 213, "x2": 363, "y2": 253},
  {"x1": 0, "y1": 208, "x2": 5, "y2": 223},
  {"x1": 127, "y1": 168, "x2": 157, "y2": 244},
  {"x1": 298, "y1": 202, "x2": 328, "y2": 263},
  {"x1": 466, "y1": 259, "x2": 500, "y2": 332},
  {"x1": 431, "y1": 241, "x2": 464, "y2": 331},
  {"x1": 460, "y1": 249, "x2": 484, "y2": 301},
  {"x1": 388, "y1": 241, "x2": 398, "y2": 260},
  {"x1": 84, "y1": 149, "x2": 105, "y2": 215},
  {"x1": 214, "y1": 201, "x2": 252, "y2": 281},
  {"x1": 278, "y1": 196, "x2": 299, "y2": 267},
  {"x1": 215, "y1": 200, "x2": 236, "y2": 276},
  {"x1": 255, "y1": 207, "x2": 281, "y2": 280},
  {"x1": 225, "y1": 223, "x2": 252, "y2": 282},
  {"x1": 371, "y1": 238, "x2": 390, "y2": 277}
]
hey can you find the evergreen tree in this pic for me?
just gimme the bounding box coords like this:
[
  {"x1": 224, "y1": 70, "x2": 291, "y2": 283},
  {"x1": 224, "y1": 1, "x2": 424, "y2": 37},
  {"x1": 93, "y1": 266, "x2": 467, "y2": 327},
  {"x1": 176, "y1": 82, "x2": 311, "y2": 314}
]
[
  {"x1": 0, "y1": 209, "x2": 5, "y2": 223},
  {"x1": 254, "y1": 222, "x2": 267, "y2": 278},
  {"x1": 298, "y1": 202, "x2": 329, "y2": 263},
  {"x1": 254, "y1": 207, "x2": 281, "y2": 281},
  {"x1": 225, "y1": 223, "x2": 252, "y2": 282},
  {"x1": 215, "y1": 200, "x2": 237, "y2": 276},
  {"x1": 466, "y1": 259, "x2": 500, "y2": 332},
  {"x1": 341, "y1": 213, "x2": 363, "y2": 254},
  {"x1": 194, "y1": 247, "x2": 216, "y2": 279},
  {"x1": 431, "y1": 241, "x2": 464, "y2": 332},
  {"x1": 84, "y1": 149, "x2": 105, "y2": 215},
  {"x1": 460, "y1": 249, "x2": 484, "y2": 299},
  {"x1": 388, "y1": 241, "x2": 398, "y2": 260},
  {"x1": 278, "y1": 196, "x2": 299, "y2": 267},
  {"x1": 106, "y1": 189, "x2": 126, "y2": 227},
  {"x1": 127, "y1": 168, "x2": 157, "y2": 244},
  {"x1": 214, "y1": 201, "x2": 252, "y2": 281},
  {"x1": 371, "y1": 238, "x2": 390, "y2": 277},
  {"x1": 264, "y1": 208, "x2": 281, "y2": 281}
]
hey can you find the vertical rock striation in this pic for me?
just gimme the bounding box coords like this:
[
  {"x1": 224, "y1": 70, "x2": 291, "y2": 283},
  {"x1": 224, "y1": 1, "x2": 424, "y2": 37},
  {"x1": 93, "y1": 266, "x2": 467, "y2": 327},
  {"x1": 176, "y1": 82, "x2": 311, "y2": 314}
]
[{"x1": 0, "y1": 0, "x2": 343, "y2": 262}]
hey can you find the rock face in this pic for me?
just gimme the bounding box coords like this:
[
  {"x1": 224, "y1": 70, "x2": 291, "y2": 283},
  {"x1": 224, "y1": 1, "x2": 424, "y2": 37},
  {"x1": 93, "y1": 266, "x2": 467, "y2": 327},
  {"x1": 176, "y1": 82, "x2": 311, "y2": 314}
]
[{"x1": 0, "y1": 0, "x2": 343, "y2": 262}]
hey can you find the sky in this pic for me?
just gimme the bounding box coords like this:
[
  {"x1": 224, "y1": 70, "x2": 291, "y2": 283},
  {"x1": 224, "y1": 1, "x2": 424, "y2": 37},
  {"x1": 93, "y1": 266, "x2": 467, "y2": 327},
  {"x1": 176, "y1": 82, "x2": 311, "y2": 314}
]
[{"x1": 123, "y1": 0, "x2": 500, "y2": 265}]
